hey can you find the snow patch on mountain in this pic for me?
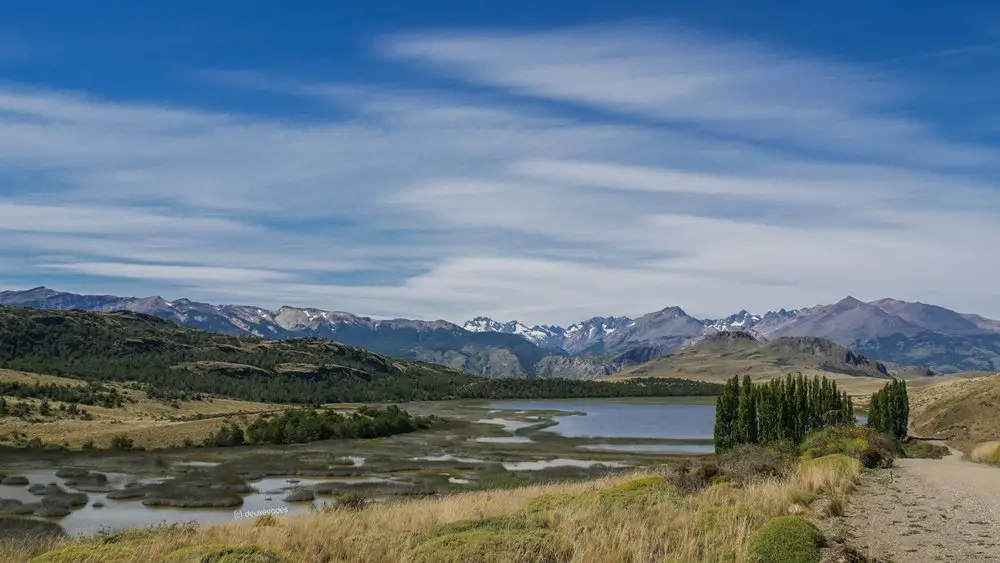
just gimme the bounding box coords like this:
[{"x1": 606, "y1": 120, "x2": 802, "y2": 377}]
[
  {"x1": 462, "y1": 316, "x2": 565, "y2": 348},
  {"x1": 703, "y1": 309, "x2": 763, "y2": 332}
]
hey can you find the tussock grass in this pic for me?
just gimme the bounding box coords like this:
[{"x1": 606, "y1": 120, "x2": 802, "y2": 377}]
[
  {"x1": 969, "y1": 441, "x2": 1000, "y2": 466},
  {"x1": 4, "y1": 455, "x2": 863, "y2": 563}
]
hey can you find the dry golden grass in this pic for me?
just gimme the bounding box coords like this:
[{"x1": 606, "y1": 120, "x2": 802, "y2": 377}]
[
  {"x1": 0, "y1": 370, "x2": 284, "y2": 449},
  {"x1": 969, "y1": 441, "x2": 1000, "y2": 466},
  {"x1": 609, "y1": 362, "x2": 906, "y2": 400},
  {"x1": 908, "y1": 373, "x2": 1000, "y2": 451},
  {"x1": 0, "y1": 369, "x2": 90, "y2": 387},
  {"x1": 3, "y1": 455, "x2": 863, "y2": 563}
]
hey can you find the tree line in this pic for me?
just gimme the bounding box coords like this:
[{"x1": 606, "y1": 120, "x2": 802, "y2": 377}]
[
  {"x1": 866, "y1": 379, "x2": 908, "y2": 439},
  {"x1": 0, "y1": 396, "x2": 93, "y2": 419},
  {"x1": 714, "y1": 373, "x2": 855, "y2": 451},
  {"x1": 0, "y1": 380, "x2": 126, "y2": 408},
  {"x1": 200, "y1": 405, "x2": 432, "y2": 446}
]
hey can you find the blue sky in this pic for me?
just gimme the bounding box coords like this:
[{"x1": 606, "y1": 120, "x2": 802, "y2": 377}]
[{"x1": 1, "y1": 1, "x2": 999, "y2": 324}]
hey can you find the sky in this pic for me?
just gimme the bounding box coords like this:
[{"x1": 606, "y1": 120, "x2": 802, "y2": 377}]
[{"x1": 1, "y1": 1, "x2": 999, "y2": 325}]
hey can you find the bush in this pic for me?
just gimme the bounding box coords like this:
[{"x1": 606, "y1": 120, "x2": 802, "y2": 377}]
[
  {"x1": 425, "y1": 517, "x2": 537, "y2": 538},
  {"x1": 903, "y1": 439, "x2": 949, "y2": 460},
  {"x1": 593, "y1": 476, "x2": 681, "y2": 510},
  {"x1": 164, "y1": 544, "x2": 282, "y2": 562},
  {"x1": 800, "y1": 426, "x2": 898, "y2": 468},
  {"x1": 719, "y1": 444, "x2": 796, "y2": 483},
  {"x1": 334, "y1": 492, "x2": 370, "y2": 510},
  {"x1": 409, "y1": 530, "x2": 569, "y2": 563},
  {"x1": 745, "y1": 516, "x2": 825, "y2": 563},
  {"x1": 671, "y1": 461, "x2": 721, "y2": 492},
  {"x1": 108, "y1": 434, "x2": 134, "y2": 450},
  {"x1": 29, "y1": 544, "x2": 140, "y2": 563}
]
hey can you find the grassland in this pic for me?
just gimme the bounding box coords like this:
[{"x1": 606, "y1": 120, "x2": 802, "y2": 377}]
[
  {"x1": 908, "y1": 372, "x2": 1000, "y2": 453},
  {"x1": 607, "y1": 350, "x2": 961, "y2": 399},
  {"x1": 0, "y1": 369, "x2": 283, "y2": 449},
  {"x1": 2, "y1": 449, "x2": 864, "y2": 563},
  {"x1": 605, "y1": 332, "x2": 989, "y2": 402}
]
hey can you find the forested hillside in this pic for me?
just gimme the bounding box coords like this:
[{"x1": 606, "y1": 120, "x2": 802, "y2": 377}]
[{"x1": 0, "y1": 307, "x2": 720, "y2": 403}]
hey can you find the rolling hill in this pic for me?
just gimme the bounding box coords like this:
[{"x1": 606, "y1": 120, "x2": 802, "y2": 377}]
[
  {"x1": 0, "y1": 306, "x2": 721, "y2": 404},
  {"x1": 909, "y1": 374, "x2": 1000, "y2": 451},
  {"x1": 609, "y1": 331, "x2": 898, "y2": 393},
  {"x1": 0, "y1": 287, "x2": 614, "y2": 379}
]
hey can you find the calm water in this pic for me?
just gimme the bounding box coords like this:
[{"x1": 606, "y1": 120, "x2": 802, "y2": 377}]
[
  {"x1": 0, "y1": 470, "x2": 328, "y2": 536},
  {"x1": 1, "y1": 399, "x2": 719, "y2": 536},
  {"x1": 488, "y1": 399, "x2": 716, "y2": 440}
]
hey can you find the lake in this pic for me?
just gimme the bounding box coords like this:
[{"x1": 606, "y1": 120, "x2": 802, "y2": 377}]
[
  {"x1": 488, "y1": 398, "x2": 716, "y2": 440},
  {"x1": 0, "y1": 398, "x2": 718, "y2": 536}
]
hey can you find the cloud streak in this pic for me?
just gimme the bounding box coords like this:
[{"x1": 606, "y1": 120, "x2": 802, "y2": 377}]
[{"x1": 0, "y1": 22, "x2": 998, "y2": 324}]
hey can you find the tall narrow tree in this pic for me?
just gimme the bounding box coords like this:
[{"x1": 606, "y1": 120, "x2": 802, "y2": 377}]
[
  {"x1": 735, "y1": 375, "x2": 758, "y2": 444},
  {"x1": 713, "y1": 376, "x2": 739, "y2": 451}
]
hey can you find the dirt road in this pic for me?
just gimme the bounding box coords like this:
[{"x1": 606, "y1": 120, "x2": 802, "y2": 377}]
[{"x1": 831, "y1": 442, "x2": 1000, "y2": 562}]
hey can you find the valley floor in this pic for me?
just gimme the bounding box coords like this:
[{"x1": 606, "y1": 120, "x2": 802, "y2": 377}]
[{"x1": 825, "y1": 442, "x2": 1000, "y2": 562}]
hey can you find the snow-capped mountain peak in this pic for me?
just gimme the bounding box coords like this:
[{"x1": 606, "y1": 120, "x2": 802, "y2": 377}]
[
  {"x1": 461, "y1": 317, "x2": 565, "y2": 348},
  {"x1": 463, "y1": 316, "x2": 507, "y2": 333},
  {"x1": 704, "y1": 309, "x2": 763, "y2": 332}
]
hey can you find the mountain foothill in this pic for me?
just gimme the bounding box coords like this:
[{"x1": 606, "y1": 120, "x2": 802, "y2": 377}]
[{"x1": 1, "y1": 287, "x2": 998, "y2": 381}]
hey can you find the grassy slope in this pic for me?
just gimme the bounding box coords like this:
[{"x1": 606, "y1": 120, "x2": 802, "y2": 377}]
[
  {"x1": 4, "y1": 456, "x2": 862, "y2": 563},
  {"x1": 605, "y1": 332, "x2": 907, "y2": 396},
  {"x1": 909, "y1": 372, "x2": 1000, "y2": 451},
  {"x1": 0, "y1": 369, "x2": 283, "y2": 449}
]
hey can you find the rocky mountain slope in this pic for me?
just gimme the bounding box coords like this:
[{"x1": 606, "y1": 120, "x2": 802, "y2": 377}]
[
  {"x1": 3, "y1": 287, "x2": 998, "y2": 375},
  {"x1": 615, "y1": 330, "x2": 892, "y2": 382},
  {"x1": 0, "y1": 306, "x2": 721, "y2": 403},
  {"x1": 0, "y1": 287, "x2": 620, "y2": 379},
  {"x1": 471, "y1": 296, "x2": 1000, "y2": 373}
]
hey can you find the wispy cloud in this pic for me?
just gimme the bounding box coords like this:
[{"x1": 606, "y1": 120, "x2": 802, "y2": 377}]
[
  {"x1": 0, "y1": 22, "x2": 998, "y2": 324},
  {"x1": 385, "y1": 23, "x2": 999, "y2": 170}
]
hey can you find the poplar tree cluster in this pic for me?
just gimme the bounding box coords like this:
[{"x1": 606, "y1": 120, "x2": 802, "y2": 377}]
[
  {"x1": 866, "y1": 379, "x2": 909, "y2": 440},
  {"x1": 714, "y1": 373, "x2": 855, "y2": 451}
]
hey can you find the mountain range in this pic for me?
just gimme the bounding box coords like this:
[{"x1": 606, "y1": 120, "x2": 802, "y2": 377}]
[{"x1": 2, "y1": 287, "x2": 999, "y2": 376}]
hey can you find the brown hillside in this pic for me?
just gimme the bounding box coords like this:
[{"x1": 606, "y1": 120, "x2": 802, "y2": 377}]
[
  {"x1": 909, "y1": 373, "x2": 1000, "y2": 451},
  {"x1": 616, "y1": 331, "x2": 890, "y2": 378},
  {"x1": 607, "y1": 331, "x2": 918, "y2": 395}
]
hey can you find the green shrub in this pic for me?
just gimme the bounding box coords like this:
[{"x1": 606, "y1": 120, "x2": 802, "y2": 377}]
[
  {"x1": 593, "y1": 476, "x2": 681, "y2": 510},
  {"x1": 745, "y1": 516, "x2": 825, "y2": 563},
  {"x1": 164, "y1": 544, "x2": 282, "y2": 562},
  {"x1": 524, "y1": 493, "x2": 579, "y2": 514},
  {"x1": 108, "y1": 434, "x2": 134, "y2": 450},
  {"x1": 800, "y1": 426, "x2": 897, "y2": 468},
  {"x1": 425, "y1": 517, "x2": 538, "y2": 538},
  {"x1": 334, "y1": 492, "x2": 370, "y2": 510},
  {"x1": 409, "y1": 530, "x2": 570, "y2": 563},
  {"x1": 29, "y1": 544, "x2": 135, "y2": 563},
  {"x1": 903, "y1": 440, "x2": 949, "y2": 460}
]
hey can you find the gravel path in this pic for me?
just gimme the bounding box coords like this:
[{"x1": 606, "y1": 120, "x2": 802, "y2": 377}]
[{"x1": 830, "y1": 443, "x2": 1000, "y2": 562}]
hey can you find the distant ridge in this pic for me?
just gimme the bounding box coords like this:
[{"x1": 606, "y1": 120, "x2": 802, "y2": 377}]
[
  {"x1": 615, "y1": 330, "x2": 892, "y2": 381},
  {"x1": 2, "y1": 286, "x2": 997, "y2": 374}
]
